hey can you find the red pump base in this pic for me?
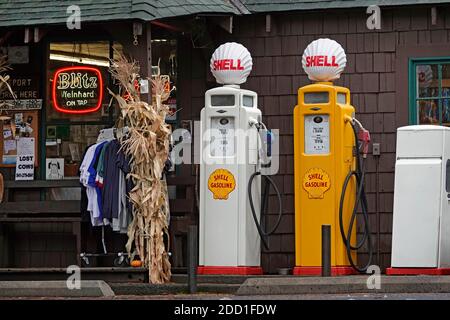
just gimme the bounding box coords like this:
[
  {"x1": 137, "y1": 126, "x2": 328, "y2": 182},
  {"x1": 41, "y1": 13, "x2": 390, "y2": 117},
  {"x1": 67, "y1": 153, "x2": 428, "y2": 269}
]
[
  {"x1": 197, "y1": 266, "x2": 263, "y2": 275},
  {"x1": 293, "y1": 266, "x2": 357, "y2": 276},
  {"x1": 386, "y1": 267, "x2": 450, "y2": 275}
]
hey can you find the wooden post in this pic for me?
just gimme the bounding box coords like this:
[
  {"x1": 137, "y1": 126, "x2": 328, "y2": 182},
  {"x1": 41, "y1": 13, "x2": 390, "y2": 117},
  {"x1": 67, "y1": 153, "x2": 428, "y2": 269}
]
[
  {"x1": 133, "y1": 22, "x2": 152, "y2": 103},
  {"x1": 106, "y1": 21, "x2": 152, "y2": 102},
  {"x1": 322, "y1": 225, "x2": 331, "y2": 277},
  {"x1": 187, "y1": 225, "x2": 198, "y2": 293}
]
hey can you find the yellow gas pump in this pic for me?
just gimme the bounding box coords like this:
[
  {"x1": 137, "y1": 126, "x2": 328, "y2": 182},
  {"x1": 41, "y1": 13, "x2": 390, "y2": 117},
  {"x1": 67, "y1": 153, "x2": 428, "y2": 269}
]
[{"x1": 293, "y1": 39, "x2": 372, "y2": 275}]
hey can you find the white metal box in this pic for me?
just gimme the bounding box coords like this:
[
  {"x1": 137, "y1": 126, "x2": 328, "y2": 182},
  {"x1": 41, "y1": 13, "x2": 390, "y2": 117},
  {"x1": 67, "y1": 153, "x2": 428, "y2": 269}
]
[{"x1": 391, "y1": 125, "x2": 450, "y2": 268}]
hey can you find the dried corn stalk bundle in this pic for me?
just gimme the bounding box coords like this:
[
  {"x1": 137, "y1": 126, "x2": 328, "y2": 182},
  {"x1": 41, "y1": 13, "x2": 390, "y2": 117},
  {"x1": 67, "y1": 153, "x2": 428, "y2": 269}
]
[
  {"x1": 0, "y1": 55, "x2": 16, "y2": 112},
  {"x1": 109, "y1": 53, "x2": 172, "y2": 284}
]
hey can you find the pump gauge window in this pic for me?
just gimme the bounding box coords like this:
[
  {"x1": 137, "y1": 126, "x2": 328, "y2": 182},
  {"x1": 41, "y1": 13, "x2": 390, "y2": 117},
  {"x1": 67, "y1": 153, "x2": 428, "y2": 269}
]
[
  {"x1": 304, "y1": 92, "x2": 329, "y2": 104},
  {"x1": 210, "y1": 117, "x2": 235, "y2": 157},
  {"x1": 304, "y1": 114, "x2": 330, "y2": 154},
  {"x1": 211, "y1": 95, "x2": 235, "y2": 107},
  {"x1": 243, "y1": 95, "x2": 254, "y2": 108}
]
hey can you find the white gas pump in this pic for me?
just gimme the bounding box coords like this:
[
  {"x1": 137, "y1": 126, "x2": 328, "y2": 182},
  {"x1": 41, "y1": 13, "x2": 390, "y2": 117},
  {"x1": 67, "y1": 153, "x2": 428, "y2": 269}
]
[
  {"x1": 198, "y1": 43, "x2": 281, "y2": 275},
  {"x1": 388, "y1": 125, "x2": 450, "y2": 275}
]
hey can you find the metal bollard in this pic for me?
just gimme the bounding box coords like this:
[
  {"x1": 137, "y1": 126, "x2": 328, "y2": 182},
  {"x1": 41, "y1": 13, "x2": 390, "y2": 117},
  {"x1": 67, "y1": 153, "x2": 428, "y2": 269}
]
[
  {"x1": 187, "y1": 225, "x2": 198, "y2": 293},
  {"x1": 322, "y1": 225, "x2": 331, "y2": 277}
]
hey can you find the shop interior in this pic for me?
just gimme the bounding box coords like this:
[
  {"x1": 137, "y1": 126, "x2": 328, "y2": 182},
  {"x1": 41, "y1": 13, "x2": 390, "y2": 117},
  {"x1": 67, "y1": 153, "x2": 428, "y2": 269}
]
[{"x1": 0, "y1": 23, "x2": 189, "y2": 269}]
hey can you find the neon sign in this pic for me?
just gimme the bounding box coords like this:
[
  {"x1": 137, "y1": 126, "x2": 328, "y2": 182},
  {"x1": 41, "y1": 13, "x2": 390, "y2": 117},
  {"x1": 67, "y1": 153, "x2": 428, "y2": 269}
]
[{"x1": 52, "y1": 66, "x2": 103, "y2": 114}]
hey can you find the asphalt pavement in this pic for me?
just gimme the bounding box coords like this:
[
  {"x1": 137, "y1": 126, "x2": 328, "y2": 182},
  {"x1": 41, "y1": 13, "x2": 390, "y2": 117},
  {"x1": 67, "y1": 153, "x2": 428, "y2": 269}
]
[{"x1": 2, "y1": 292, "x2": 450, "y2": 300}]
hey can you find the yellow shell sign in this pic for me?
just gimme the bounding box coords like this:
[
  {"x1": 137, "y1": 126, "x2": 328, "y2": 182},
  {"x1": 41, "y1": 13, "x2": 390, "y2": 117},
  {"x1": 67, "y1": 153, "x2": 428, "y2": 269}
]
[
  {"x1": 303, "y1": 168, "x2": 331, "y2": 199},
  {"x1": 208, "y1": 169, "x2": 236, "y2": 200}
]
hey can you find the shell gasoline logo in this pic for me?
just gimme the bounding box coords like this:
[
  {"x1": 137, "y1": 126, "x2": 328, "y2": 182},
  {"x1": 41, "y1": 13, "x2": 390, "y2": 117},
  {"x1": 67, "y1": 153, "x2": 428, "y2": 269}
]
[
  {"x1": 303, "y1": 168, "x2": 331, "y2": 199},
  {"x1": 208, "y1": 169, "x2": 236, "y2": 200}
]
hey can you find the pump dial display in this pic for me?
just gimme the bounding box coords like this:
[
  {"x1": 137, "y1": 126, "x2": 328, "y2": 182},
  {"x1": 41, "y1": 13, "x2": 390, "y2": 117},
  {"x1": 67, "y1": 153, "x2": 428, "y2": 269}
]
[
  {"x1": 210, "y1": 117, "x2": 235, "y2": 157},
  {"x1": 305, "y1": 114, "x2": 330, "y2": 154}
]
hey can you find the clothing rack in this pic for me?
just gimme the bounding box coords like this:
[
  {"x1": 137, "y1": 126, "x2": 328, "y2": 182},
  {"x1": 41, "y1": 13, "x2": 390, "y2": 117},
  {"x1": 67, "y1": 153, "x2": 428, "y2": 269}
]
[
  {"x1": 79, "y1": 252, "x2": 130, "y2": 267},
  {"x1": 79, "y1": 127, "x2": 133, "y2": 267}
]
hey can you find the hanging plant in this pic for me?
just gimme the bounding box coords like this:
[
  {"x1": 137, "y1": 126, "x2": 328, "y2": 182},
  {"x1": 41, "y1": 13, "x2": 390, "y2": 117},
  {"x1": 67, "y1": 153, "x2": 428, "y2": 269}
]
[{"x1": 108, "y1": 52, "x2": 172, "y2": 284}]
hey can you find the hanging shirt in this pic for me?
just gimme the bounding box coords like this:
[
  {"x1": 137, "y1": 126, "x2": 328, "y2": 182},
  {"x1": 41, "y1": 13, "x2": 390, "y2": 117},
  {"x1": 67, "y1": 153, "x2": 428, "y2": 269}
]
[
  {"x1": 80, "y1": 142, "x2": 107, "y2": 227},
  {"x1": 79, "y1": 145, "x2": 92, "y2": 223},
  {"x1": 87, "y1": 141, "x2": 107, "y2": 221},
  {"x1": 117, "y1": 148, "x2": 134, "y2": 215},
  {"x1": 102, "y1": 139, "x2": 121, "y2": 222},
  {"x1": 95, "y1": 142, "x2": 109, "y2": 187}
]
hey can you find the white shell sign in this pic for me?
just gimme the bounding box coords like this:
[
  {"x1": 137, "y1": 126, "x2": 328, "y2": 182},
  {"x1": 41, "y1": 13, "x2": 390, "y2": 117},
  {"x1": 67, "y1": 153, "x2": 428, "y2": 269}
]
[
  {"x1": 302, "y1": 38, "x2": 347, "y2": 82},
  {"x1": 210, "y1": 42, "x2": 253, "y2": 85}
]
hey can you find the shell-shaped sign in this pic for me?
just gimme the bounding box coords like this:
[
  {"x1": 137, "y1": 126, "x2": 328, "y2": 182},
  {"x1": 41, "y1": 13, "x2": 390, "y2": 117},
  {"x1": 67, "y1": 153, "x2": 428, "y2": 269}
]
[
  {"x1": 302, "y1": 168, "x2": 331, "y2": 199},
  {"x1": 302, "y1": 38, "x2": 347, "y2": 82},
  {"x1": 208, "y1": 168, "x2": 236, "y2": 200},
  {"x1": 210, "y1": 42, "x2": 253, "y2": 85}
]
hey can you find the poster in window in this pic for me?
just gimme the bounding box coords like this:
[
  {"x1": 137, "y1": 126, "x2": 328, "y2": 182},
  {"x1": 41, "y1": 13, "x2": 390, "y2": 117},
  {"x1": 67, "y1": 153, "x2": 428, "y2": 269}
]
[
  {"x1": 0, "y1": 110, "x2": 38, "y2": 167},
  {"x1": 15, "y1": 138, "x2": 35, "y2": 181},
  {"x1": 46, "y1": 158, "x2": 64, "y2": 180}
]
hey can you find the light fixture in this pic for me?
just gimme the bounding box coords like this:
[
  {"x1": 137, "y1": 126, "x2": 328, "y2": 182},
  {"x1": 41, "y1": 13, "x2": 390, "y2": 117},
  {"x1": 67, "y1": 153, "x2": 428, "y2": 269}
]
[{"x1": 49, "y1": 53, "x2": 110, "y2": 67}]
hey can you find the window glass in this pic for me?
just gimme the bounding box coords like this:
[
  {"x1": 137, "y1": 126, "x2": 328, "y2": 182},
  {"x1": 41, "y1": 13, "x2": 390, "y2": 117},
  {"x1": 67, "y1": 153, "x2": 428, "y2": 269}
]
[
  {"x1": 47, "y1": 41, "x2": 111, "y2": 122},
  {"x1": 416, "y1": 65, "x2": 439, "y2": 98},
  {"x1": 151, "y1": 38, "x2": 177, "y2": 123},
  {"x1": 304, "y1": 92, "x2": 329, "y2": 104},
  {"x1": 211, "y1": 95, "x2": 235, "y2": 107},
  {"x1": 337, "y1": 93, "x2": 347, "y2": 104},
  {"x1": 413, "y1": 62, "x2": 450, "y2": 126},
  {"x1": 418, "y1": 100, "x2": 439, "y2": 124},
  {"x1": 46, "y1": 41, "x2": 115, "y2": 179},
  {"x1": 243, "y1": 95, "x2": 254, "y2": 107}
]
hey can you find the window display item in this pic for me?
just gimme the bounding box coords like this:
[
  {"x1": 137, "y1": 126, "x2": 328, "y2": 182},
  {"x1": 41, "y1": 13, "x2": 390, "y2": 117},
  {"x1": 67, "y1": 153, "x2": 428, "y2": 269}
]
[{"x1": 46, "y1": 158, "x2": 64, "y2": 180}]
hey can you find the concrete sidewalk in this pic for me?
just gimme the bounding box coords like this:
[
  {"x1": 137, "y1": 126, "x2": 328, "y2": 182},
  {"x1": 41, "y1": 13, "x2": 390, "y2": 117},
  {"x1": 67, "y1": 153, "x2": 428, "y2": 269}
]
[
  {"x1": 237, "y1": 275, "x2": 450, "y2": 295},
  {"x1": 111, "y1": 275, "x2": 450, "y2": 296},
  {"x1": 0, "y1": 280, "x2": 114, "y2": 297},
  {"x1": 2, "y1": 275, "x2": 450, "y2": 297}
]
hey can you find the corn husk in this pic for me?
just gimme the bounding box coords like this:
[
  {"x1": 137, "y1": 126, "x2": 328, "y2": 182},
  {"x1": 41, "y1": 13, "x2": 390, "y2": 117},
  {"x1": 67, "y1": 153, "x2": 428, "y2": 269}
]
[
  {"x1": 109, "y1": 53, "x2": 172, "y2": 284},
  {"x1": 0, "y1": 55, "x2": 15, "y2": 114}
]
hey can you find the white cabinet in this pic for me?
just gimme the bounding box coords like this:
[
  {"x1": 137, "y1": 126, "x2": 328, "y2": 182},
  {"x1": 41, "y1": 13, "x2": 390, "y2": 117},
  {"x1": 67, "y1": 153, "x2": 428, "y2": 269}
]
[{"x1": 391, "y1": 125, "x2": 450, "y2": 268}]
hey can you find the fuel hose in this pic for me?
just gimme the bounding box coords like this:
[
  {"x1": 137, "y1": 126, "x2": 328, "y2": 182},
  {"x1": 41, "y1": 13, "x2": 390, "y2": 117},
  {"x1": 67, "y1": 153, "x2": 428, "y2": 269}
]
[
  {"x1": 248, "y1": 171, "x2": 283, "y2": 250},
  {"x1": 338, "y1": 120, "x2": 373, "y2": 273}
]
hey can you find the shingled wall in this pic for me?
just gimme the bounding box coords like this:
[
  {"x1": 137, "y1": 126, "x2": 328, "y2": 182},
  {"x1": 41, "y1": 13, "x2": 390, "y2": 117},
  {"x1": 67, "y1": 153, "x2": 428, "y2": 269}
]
[{"x1": 183, "y1": 4, "x2": 450, "y2": 273}]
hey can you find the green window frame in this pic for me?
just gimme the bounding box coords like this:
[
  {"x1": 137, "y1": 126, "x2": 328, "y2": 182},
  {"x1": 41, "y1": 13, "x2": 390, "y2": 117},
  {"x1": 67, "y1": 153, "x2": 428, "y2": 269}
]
[{"x1": 409, "y1": 57, "x2": 450, "y2": 125}]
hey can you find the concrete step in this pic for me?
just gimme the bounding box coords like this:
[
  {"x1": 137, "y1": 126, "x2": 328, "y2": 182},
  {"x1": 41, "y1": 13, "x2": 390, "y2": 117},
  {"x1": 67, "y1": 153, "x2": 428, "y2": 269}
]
[
  {"x1": 237, "y1": 275, "x2": 450, "y2": 295},
  {"x1": 0, "y1": 280, "x2": 114, "y2": 297},
  {"x1": 170, "y1": 274, "x2": 269, "y2": 285},
  {"x1": 0, "y1": 268, "x2": 146, "y2": 282},
  {"x1": 110, "y1": 282, "x2": 240, "y2": 295}
]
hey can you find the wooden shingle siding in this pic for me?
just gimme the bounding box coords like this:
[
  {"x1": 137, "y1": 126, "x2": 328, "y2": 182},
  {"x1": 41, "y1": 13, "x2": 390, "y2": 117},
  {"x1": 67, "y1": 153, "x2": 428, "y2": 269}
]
[
  {"x1": 186, "y1": 4, "x2": 450, "y2": 273},
  {"x1": 241, "y1": 0, "x2": 450, "y2": 13}
]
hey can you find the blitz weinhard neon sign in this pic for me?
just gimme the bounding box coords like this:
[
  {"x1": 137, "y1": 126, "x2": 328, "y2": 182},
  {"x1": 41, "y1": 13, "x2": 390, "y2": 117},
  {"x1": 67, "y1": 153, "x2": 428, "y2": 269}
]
[{"x1": 52, "y1": 66, "x2": 103, "y2": 114}]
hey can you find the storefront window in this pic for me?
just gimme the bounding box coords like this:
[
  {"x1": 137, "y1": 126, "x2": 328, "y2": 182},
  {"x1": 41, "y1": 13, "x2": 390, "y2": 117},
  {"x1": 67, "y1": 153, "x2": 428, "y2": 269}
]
[
  {"x1": 412, "y1": 60, "x2": 450, "y2": 125},
  {"x1": 151, "y1": 39, "x2": 177, "y2": 124},
  {"x1": 47, "y1": 41, "x2": 112, "y2": 122},
  {"x1": 45, "y1": 41, "x2": 118, "y2": 179}
]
